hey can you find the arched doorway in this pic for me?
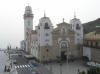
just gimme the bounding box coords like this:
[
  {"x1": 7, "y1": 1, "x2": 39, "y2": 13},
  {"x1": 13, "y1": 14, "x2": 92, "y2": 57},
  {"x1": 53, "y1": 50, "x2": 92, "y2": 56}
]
[
  {"x1": 61, "y1": 51, "x2": 66, "y2": 61},
  {"x1": 60, "y1": 41, "x2": 69, "y2": 61},
  {"x1": 58, "y1": 39, "x2": 71, "y2": 62}
]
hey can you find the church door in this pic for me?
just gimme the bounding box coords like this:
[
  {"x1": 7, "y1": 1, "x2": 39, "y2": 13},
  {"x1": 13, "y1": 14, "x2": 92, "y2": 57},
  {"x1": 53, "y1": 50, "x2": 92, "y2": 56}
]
[{"x1": 61, "y1": 51, "x2": 66, "y2": 61}]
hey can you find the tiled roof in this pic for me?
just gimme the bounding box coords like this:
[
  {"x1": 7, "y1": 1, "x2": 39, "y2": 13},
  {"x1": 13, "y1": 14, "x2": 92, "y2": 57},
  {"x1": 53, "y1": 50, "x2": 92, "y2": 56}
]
[{"x1": 84, "y1": 31, "x2": 100, "y2": 40}]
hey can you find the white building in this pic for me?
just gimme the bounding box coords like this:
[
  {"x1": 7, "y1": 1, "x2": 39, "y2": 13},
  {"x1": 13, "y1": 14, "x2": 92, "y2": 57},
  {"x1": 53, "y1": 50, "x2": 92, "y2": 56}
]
[
  {"x1": 20, "y1": 5, "x2": 83, "y2": 62},
  {"x1": 20, "y1": 40, "x2": 25, "y2": 50},
  {"x1": 70, "y1": 15, "x2": 83, "y2": 45}
]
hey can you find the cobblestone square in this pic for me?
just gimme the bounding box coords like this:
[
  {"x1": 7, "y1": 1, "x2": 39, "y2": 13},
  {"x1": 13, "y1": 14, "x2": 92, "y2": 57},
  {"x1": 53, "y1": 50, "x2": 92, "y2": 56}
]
[{"x1": 45, "y1": 60, "x2": 89, "y2": 74}]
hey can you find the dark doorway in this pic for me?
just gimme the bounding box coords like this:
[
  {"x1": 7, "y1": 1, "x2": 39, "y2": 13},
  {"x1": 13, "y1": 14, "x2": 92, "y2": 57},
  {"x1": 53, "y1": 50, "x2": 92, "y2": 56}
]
[{"x1": 61, "y1": 51, "x2": 66, "y2": 61}]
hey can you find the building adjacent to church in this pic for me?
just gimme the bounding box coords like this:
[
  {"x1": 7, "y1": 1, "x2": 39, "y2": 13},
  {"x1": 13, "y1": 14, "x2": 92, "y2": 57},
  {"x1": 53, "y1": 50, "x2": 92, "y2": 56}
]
[
  {"x1": 83, "y1": 26, "x2": 100, "y2": 63},
  {"x1": 21, "y1": 5, "x2": 83, "y2": 62}
]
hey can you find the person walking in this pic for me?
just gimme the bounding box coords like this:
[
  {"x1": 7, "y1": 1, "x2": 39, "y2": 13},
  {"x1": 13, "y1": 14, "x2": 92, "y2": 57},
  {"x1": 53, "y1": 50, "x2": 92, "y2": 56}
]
[{"x1": 4, "y1": 65, "x2": 7, "y2": 72}]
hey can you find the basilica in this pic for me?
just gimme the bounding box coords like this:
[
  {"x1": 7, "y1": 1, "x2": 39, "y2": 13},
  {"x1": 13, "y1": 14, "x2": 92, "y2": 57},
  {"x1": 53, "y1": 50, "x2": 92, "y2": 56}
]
[{"x1": 20, "y1": 5, "x2": 83, "y2": 62}]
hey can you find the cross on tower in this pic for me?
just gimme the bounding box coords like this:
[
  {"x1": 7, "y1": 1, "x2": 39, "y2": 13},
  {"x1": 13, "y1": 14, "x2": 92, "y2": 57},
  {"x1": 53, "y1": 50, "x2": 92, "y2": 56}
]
[
  {"x1": 44, "y1": 11, "x2": 46, "y2": 17},
  {"x1": 63, "y1": 18, "x2": 65, "y2": 22}
]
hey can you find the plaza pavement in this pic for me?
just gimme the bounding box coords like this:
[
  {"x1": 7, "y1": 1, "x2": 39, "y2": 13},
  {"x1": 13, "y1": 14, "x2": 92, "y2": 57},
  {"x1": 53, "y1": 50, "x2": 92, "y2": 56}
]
[
  {"x1": 1, "y1": 50, "x2": 88, "y2": 74},
  {"x1": 45, "y1": 60, "x2": 89, "y2": 74},
  {"x1": 0, "y1": 51, "x2": 18, "y2": 74},
  {"x1": 12, "y1": 51, "x2": 54, "y2": 74}
]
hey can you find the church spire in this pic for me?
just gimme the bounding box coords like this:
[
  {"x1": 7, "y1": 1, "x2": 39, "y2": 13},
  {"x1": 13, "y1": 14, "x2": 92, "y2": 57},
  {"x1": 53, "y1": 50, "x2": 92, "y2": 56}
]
[
  {"x1": 28, "y1": 3, "x2": 29, "y2": 6},
  {"x1": 74, "y1": 11, "x2": 76, "y2": 18},
  {"x1": 26, "y1": 0, "x2": 30, "y2": 6},
  {"x1": 44, "y1": 11, "x2": 46, "y2": 17}
]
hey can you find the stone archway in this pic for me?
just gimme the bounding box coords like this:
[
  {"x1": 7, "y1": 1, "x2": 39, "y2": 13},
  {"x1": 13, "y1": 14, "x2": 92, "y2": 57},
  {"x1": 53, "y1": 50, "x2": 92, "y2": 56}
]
[{"x1": 59, "y1": 40, "x2": 70, "y2": 61}]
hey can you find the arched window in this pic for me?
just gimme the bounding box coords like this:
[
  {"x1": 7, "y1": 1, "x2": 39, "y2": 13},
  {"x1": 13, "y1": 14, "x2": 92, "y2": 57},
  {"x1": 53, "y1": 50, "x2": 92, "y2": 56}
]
[
  {"x1": 76, "y1": 24, "x2": 80, "y2": 30},
  {"x1": 63, "y1": 28, "x2": 65, "y2": 33},
  {"x1": 44, "y1": 23, "x2": 50, "y2": 29},
  {"x1": 96, "y1": 42, "x2": 98, "y2": 47},
  {"x1": 46, "y1": 49, "x2": 49, "y2": 52}
]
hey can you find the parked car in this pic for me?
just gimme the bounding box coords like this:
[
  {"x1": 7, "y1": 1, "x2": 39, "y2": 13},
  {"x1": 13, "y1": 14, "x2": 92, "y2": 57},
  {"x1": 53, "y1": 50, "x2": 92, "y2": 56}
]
[
  {"x1": 18, "y1": 53, "x2": 22, "y2": 56},
  {"x1": 32, "y1": 71, "x2": 38, "y2": 74},
  {"x1": 87, "y1": 61, "x2": 100, "y2": 67},
  {"x1": 13, "y1": 60, "x2": 17, "y2": 64}
]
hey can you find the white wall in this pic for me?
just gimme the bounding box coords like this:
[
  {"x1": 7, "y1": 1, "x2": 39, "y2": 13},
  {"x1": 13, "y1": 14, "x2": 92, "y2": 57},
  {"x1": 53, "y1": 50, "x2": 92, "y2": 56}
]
[
  {"x1": 38, "y1": 17, "x2": 53, "y2": 46},
  {"x1": 83, "y1": 47, "x2": 91, "y2": 60},
  {"x1": 70, "y1": 18, "x2": 83, "y2": 45}
]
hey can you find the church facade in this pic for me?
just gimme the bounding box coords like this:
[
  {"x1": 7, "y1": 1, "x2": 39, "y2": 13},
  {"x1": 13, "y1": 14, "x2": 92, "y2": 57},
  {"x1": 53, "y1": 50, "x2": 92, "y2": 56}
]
[{"x1": 21, "y1": 5, "x2": 83, "y2": 62}]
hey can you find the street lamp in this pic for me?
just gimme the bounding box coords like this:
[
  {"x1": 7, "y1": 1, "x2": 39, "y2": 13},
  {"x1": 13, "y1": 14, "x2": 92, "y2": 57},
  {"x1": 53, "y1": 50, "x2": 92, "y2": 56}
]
[
  {"x1": 60, "y1": 62, "x2": 62, "y2": 74},
  {"x1": 66, "y1": 41, "x2": 71, "y2": 64},
  {"x1": 49, "y1": 58, "x2": 52, "y2": 72},
  {"x1": 57, "y1": 56, "x2": 62, "y2": 74},
  {"x1": 7, "y1": 45, "x2": 10, "y2": 60},
  {"x1": 7, "y1": 45, "x2": 13, "y2": 73},
  {"x1": 65, "y1": 51, "x2": 71, "y2": 64}
]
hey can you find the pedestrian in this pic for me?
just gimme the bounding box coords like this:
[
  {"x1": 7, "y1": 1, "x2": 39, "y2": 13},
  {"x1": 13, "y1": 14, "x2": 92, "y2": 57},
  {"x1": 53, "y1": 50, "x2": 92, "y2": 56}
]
[
  {"x1": 10, "y1": 62, "x2": 12, "y2": 68},
  {"x1": 7, "y1": 66, "x2": 11, "y2": 72},
  {"x1": 4, "y1": 65, "x2": 7, "y2": 72}
]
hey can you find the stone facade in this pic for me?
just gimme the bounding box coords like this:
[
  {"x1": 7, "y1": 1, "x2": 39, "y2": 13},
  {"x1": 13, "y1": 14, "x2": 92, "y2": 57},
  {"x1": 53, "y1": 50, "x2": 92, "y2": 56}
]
[{"x1": 21, "y1": 5, "x2": 83, "y2": 62}]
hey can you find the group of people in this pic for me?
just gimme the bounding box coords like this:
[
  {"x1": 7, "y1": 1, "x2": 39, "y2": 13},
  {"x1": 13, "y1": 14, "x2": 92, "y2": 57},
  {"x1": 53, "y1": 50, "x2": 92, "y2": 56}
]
[{"x1": 4, "y1": 65, "x2": 11, "y2": 72}]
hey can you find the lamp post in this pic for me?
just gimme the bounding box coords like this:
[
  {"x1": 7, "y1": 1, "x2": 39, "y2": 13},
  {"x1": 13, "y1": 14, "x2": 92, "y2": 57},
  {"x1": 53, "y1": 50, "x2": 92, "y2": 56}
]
[
  {"x1": 67, "y1": 54, "x2": 68, "y2": 64},
  {"x1": 65, "y1": 51, "x2": 71, "y2": 65},
  {"x1": 7, "y1": 45, "x2": 10, "y2": 60},
  {"x1": 7, "y1": 45, "x2": 12, "y2": 73},
  {"x1": 49, "y1": 58, "x2": 52, "y2": 72},
  {"x1": 60, "y1": 62, "x2": 62, "y2": 74},
  {"x1": 57, "y1": 56, "x2": 62, "y2": 74},
  {"x1": 66, "y1": 41, "x2": 71, "y2": 64},
  {"x1": 60, "y1": 58, "x2": 62, "y2": 74}
]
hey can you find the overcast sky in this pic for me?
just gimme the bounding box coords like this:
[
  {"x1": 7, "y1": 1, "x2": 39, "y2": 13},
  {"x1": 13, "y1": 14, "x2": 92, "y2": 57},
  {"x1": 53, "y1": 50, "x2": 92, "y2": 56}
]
[{"x1": 0, "y1": 0, "x2": 100, "y2": 49}]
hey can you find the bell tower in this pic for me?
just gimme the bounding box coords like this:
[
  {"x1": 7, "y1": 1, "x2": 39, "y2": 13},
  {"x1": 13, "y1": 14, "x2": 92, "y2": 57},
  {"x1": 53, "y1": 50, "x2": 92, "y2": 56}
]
[
  {"x1": 24, "y1": 5, "x2": 33, "y2": 40},
  {"x1": 23, "y1": 5, "x2": 34, "y2": 53},
  {"x1": 70, "y1": 14, "x2": 83, "y2": 44},
  {"x1": 38, "y1": 14, "x2": 53, "y2": 46}
]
